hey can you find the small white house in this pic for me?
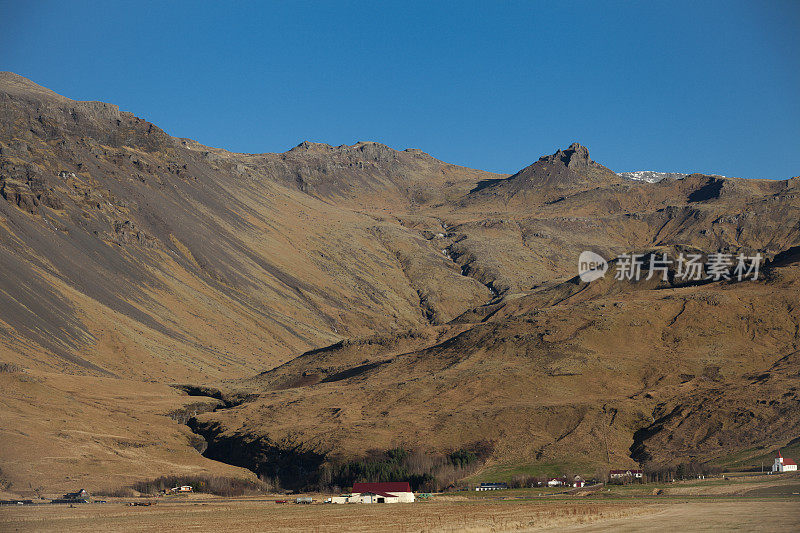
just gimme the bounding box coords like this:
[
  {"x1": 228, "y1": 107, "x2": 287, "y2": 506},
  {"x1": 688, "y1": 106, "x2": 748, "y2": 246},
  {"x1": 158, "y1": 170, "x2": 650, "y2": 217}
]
[
  {"x1": 171, "y1": 485, "x2": 193, "y2": 493},
  {"x1": 772, "y1": 451, "x2": 798, "y2": 473},
  {"x1": 609, "y1": 469, "x2": 643, "y2": 479}
]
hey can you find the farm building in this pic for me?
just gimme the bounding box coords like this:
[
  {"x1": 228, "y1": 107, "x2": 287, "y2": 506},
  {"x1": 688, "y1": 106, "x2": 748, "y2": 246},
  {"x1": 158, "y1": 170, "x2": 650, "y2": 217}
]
[
  {"x1": 540, "y1": 476, "x2": 585, "y2": 488},
  {"x1": 475, "y1": 482, "x2": 508, "y2": 491},
  {"x1": 355, "y1": 491, "x2": 400, "y2": 504},
  {"x1": 609, "y1": 469, "x2": 643, "y2": 479},
  {"x1": 339, "y1": 482, "x2": 415, "y2": 503},
  {"x1": 772, "y1": 451, "x2": 798, "y2": 473},
  {"x1": 170, "y1": 485, "x2": 193, "y2": 493},
  {"x1": 60, "y1": 489, "x2": 90, "y2": 502}
]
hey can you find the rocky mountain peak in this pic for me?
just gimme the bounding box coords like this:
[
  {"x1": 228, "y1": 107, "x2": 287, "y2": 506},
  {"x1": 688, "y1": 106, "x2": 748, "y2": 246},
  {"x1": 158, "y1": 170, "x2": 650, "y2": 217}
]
[
  {"x1": 290, "y1": 141, "x2": 335, "y2": 152},
  {"x1": 563, "y1": 142, "x2": 590, "y2": 169},
  {"x1": 1, "y1": 72, "x2": 171, "y2": 153},
  {"x1": 0, "y1": 71, "x2": 67, "y2": 102},
  {"x1": 540, "y1": 142, "x2": 591, "y2": 170},
  {"x1": 470, "y1": 142, "x2": 617, "y2": 197}
]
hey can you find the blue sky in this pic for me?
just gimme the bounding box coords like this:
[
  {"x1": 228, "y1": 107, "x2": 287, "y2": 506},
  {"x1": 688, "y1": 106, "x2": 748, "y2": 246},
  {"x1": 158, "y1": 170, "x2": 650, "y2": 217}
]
[{"x1": 2, "y1": 1, "x2": 798, "y2": 178}]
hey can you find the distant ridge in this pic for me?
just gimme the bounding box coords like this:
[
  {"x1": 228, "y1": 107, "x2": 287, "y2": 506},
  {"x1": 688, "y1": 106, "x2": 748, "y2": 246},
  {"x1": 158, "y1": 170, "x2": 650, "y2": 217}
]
[{"x1": 618, "y1": 170, "x2": 729, "y2": 183}]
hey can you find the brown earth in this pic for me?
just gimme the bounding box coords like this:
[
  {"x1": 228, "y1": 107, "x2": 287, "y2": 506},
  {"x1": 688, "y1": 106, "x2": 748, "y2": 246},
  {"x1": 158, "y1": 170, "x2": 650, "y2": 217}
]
[
  {"x1": 1, "y1": 71, "x2": 799, "y2": 495},
  {"x1": 0, "y1": 499, "x2": 655, "y2": 533},
  {"x1": 1, "y1": 497, "x2": 798, "y2": 533}
]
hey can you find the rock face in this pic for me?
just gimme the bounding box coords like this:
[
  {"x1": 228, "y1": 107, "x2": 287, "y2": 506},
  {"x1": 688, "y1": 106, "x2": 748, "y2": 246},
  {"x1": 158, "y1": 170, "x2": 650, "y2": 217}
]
[
  {"x1": 0, "y1": 163, "x2": 63, "y2": 213},
  {"x1": 1, "y1": 72, "x2": 799, "y2": 493},
  {"x1": 558, "y1": 142, "x2": 591, "y2": 170},
  {"x1": 0, "y1": 72, "x2": 170, "y2": 153},
  {"x1": 534, "y1": 141, "x2": 617, "y2": 184},
  {"x1": 0, "y1": 72, "x2": 504, "y2": 377},
  {"x1": 0, "y1": 177, "x2": 38, "y2": 213}
]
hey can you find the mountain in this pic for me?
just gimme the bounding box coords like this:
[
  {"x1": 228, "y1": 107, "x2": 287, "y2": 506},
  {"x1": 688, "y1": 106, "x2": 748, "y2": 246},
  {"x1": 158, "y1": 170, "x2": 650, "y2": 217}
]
[
  {"x1": 471, "y1": 141, "x2": 619, "y2": 195},
  {"x1": 1, "y1": 72, "x2": 798, "y2": 495},
  {"x1": 193, "y1": 255, "x2": 800, "y2": 488},
  {"x1": 0, "y1": 72, "x2": 494, "y2": 379}
]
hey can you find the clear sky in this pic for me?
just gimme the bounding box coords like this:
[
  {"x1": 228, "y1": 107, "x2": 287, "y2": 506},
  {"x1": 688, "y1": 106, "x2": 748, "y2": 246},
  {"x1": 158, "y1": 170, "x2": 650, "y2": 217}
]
[{"x1": 2, "y1": 0, "x2": 798, "y2": 179}]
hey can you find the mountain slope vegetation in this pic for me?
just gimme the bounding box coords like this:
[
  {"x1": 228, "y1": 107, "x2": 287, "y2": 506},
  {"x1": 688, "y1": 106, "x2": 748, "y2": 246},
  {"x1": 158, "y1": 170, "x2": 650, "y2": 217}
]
[{"x1": 0, "y1": 72, "x2": 798, "y2": 494}]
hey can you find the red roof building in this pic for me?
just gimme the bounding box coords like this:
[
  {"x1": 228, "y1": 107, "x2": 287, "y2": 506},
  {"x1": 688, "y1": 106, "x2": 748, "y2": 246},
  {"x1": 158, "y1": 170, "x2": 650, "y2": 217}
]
[
  {"x1": 352, "y1": 482, "x2": 412, "y2": 494},
  {"x1": 350, "y1": 482, "x2": 415, "y2": 503},
  {"x1": 773, "y1": 450, "x2": 798, "y2": 472}
]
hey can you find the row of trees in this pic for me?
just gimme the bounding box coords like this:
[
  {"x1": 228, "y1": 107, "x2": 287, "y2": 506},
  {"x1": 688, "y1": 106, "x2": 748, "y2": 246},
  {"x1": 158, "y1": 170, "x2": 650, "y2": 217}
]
[
  {"x1": 130, "y1": 474, "x2": 268, "y2": 497},
  {"x1": 318, "y1": 444, "x2": 493, "y2": 492},
  {"x1": 505, "y1": 460, "x2": 727, "y2": 488},
  {"x1": 641, "y1": 460, "x2": 724, "y2": 483},
  {"x1": 114, "y1": 458, "x2": 728, "y2": 497}
]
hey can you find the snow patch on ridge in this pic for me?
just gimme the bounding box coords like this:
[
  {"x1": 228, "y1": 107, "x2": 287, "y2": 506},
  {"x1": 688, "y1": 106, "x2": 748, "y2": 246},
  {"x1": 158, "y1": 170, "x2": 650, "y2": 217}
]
[
  {"x1": 618, "y1": 171, "x2": 729, "y2": 183},
  {"x1": 617, "y1": 171, "x2": 688, "y2": 183}
]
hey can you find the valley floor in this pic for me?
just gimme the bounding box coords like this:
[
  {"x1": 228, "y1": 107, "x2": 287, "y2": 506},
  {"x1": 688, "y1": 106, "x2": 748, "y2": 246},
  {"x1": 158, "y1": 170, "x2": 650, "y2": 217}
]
[{"x1": 2, "y1": 490, "x2": 797, "y2": 532}]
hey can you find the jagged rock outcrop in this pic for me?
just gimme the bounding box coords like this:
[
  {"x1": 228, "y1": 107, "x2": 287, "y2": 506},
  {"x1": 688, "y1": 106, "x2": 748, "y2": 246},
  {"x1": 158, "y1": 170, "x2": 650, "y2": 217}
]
[{"x1": 469, "y1": 142, "x2": 619, "y2": 199}]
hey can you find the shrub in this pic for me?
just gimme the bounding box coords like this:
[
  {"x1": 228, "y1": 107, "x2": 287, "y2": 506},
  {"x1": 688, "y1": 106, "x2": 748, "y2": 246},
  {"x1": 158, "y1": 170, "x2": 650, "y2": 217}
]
[
  {"x1": 509, "y1": 474, "x2": 537, "y2": 489},
  {"x1": 0, "y1": 362, "x2": 23, "y2": 373},
  {"x1": 131, "y1": 475, "x2": 268, "y2": 497}
]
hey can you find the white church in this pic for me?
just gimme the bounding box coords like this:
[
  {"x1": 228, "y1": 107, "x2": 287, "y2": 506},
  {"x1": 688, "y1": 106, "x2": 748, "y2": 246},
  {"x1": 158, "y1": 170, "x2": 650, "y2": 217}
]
[{"x1": 772, "y1": 451, "x2": 797, "y2": 473}]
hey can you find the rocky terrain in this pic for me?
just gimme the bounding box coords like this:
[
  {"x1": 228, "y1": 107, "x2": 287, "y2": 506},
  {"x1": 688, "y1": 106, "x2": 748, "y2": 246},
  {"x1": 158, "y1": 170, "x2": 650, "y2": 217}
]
[
  {"x1": 617, "y1": 170, "x2": 693, "y2": 183},
  {"x1": 1, "y1": 72, "x2": 798, "y2": 495}
]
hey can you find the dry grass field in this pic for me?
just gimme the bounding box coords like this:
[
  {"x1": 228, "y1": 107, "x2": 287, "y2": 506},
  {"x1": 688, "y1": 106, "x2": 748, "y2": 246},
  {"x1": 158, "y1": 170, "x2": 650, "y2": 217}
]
[
  {"x1": 2, "y1": 484, "x2": 798, "y2": 533},
  {"x1": 546, "y1": 501, "x2": 799, "y2": 532},
  {"x1": 0, "y1": 499, "x2": 658, "y2": 533}
]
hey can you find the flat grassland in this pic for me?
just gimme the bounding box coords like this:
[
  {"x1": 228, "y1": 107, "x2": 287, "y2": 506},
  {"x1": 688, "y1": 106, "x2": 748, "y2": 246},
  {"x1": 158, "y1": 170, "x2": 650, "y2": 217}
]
[
  {"x1": 2, "y1": 476, "x2": 798, "y2": 532},
  {"x1": 0, "y1": 500, "x2": 628, "y2": 532}
]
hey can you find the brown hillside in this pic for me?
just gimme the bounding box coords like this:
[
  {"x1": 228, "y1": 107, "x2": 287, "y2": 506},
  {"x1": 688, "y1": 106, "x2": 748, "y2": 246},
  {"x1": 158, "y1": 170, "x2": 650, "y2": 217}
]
[{"x1": 1, "y1": 72, "x2": 798, "y2": 494}]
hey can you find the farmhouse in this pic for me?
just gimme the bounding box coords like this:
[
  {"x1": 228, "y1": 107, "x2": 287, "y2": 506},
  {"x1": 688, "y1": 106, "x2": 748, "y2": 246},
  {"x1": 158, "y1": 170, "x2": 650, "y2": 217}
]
[
  {"x1": 772, "y1": 451, "x2": 798, "y2": 473},
  {"x1": 539, "y1": 476, "x2": 585, "y2": 488},
  {"x1": 340, "y1": 482, "x2": 415, "y2": 504},
  {"x1": 61, "y1": 489, "x2": 90, "y2": 502},
  {"x1": 609, "y1": 469, "x2": 643, "y2": 480}
]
